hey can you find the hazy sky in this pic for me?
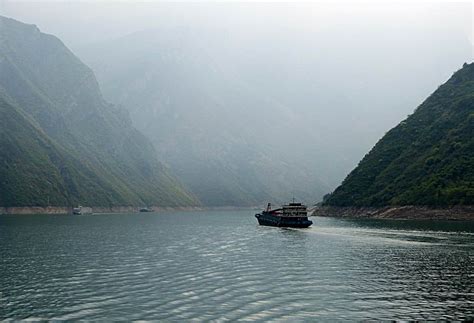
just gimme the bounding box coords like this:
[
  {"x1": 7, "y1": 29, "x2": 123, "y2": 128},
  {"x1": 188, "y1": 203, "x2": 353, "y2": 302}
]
[{"x1": 1, "y1": 1, "x2": 472, "y2": 54}]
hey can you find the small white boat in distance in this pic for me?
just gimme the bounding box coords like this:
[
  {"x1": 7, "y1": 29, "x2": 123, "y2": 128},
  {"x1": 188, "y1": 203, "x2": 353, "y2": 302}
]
[{"x1": 72, "y1": 206, "x2": 92, "y2": 215}]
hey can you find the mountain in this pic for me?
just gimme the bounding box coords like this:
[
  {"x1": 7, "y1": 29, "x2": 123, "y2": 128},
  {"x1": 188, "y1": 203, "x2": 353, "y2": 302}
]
[
  {"x1": 79, "y1": 29, "x2": 332, "y2": 206},
  {"x1": 0, "y1": 16, "x2": 198, "y2": 207},
  {"x1": 324, "y1": 63, "x2": 474, "y2": 207},
  {"x1": 0, "y1": 98, "x2": 123, "y2": 207},
  {"x1": 77, "y1": 19, "x2": 471, "y2": 207}
]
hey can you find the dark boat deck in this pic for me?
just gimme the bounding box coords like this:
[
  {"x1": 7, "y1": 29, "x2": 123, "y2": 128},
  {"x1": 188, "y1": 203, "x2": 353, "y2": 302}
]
[{"x1": 255, "y1": 212, "x2": 312, "y2": 228}]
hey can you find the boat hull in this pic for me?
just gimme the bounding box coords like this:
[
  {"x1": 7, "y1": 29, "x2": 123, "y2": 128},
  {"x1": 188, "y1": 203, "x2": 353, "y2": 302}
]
[{"x1": 255, "y1": 213, "x2": 312, "y2": 228}]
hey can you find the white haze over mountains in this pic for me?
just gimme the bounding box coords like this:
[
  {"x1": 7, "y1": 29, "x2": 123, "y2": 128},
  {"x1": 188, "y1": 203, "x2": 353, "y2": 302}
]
[{"x1": 2, "y1": 1, "x2": 472, "y2": 206}]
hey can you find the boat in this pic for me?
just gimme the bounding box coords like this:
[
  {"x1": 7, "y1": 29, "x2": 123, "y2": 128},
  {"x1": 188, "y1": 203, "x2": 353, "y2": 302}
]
[
  {"x1": 255, "y1": 201, "x2": 313, "y2": 228},
  {"x1": 139, "y1": 207, "x2": 152, "y2": 212},
  {"x1": 72, "y1": 205, "x2": 92, "y2": 215}
]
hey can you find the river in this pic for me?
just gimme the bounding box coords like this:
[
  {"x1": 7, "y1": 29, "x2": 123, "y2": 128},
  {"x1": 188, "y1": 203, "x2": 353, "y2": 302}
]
[{"x1": 1, "y1": 210, "x2": 473, "y2": 320}]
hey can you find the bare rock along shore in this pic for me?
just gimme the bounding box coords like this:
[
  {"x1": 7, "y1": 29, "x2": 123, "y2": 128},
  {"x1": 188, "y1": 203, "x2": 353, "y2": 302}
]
[
  {"x1": 0, "y1": 206, "x2": 258, "y2": 215},
  {"x1": 0, "y1": 206, "x2": 205, "y2": 215},
  {"x1": 312, "y1": 206, "x2": 474, "y2": 220}
]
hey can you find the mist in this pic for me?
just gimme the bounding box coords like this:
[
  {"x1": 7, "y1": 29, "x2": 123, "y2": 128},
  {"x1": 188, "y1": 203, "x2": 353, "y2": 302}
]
[{"x1": 2, "y1": 0, "x2": 472, "y2": 206}]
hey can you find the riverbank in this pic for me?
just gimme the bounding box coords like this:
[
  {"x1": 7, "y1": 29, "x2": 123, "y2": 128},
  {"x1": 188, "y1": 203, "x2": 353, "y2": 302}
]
[
  {"x1": 0, "y1": 206, "x2": 257, "y2": 215},
  {"x1": 312, "y1": 206, "x2": 474, "y2": 220},
  {"x1": 0, "y1": 206, "x2": 202, "y2": 215}
]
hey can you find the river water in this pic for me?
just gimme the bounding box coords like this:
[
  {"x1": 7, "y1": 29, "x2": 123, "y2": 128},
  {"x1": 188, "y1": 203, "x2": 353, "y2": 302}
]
[{"x1": 1, "y1": 210, "x2": 473, "y2": 320}]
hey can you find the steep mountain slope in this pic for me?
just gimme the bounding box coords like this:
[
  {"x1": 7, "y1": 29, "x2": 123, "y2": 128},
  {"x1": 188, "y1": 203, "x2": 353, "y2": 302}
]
[
  {"x1": 0, "y1": 16, "x2": 198, "y2": 207},
  {"x1": 0, "y1": 98, "x2": 127, "y2": 206},
  {"x1": 325, "y1": 63, "x2": 474, "y2": 207},
  {"x1": 79, "y1": 30, "x2": 333, "y2": 206}
]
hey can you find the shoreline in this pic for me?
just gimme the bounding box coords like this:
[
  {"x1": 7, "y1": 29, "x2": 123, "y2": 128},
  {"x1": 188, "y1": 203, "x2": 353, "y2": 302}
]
[
  {"x1": 311, "y1": 206, "x2": 474, "y2": 220},
  {"x1": 0, "y1": 205, "x2": 258, "y2": 215}
]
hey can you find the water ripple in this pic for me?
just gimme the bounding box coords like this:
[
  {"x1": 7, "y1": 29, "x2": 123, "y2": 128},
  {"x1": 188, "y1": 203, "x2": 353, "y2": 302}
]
[{"x1": 1, "y1": 212, "x2": 473, "y2": 320}]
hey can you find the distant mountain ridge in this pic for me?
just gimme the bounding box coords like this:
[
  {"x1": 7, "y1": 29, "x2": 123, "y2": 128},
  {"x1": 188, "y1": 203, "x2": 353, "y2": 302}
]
[
  {"x1": 0, "y1": 16, "x2": 198, "y2": 207},
  {"x1": 79, "y1": 29, "x2": 333, "y2": 206},
  {"x1": 324, "y1": 63, "x2": 474, "y2": 207},
  {"x1": 78, "y1": 23, "x2": 472, "y2": 207}
]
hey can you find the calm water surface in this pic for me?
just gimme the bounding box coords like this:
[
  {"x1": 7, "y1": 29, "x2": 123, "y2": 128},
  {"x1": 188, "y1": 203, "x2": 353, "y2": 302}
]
[{"x1": 1, "y1": 211, "x2": 473, "y2": 320}]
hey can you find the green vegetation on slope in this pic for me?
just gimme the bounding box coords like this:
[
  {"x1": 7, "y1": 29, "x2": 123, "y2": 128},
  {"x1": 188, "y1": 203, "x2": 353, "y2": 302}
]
[
  {"x1": 0, "y1": 16, "x2": 198, "y2": 207},
  {"x1": 0, "y1": 98, "x2": 129, "y2": 206},
  {"x1": 325, "y1": 62, "x2": 474, "y2": 207}
]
